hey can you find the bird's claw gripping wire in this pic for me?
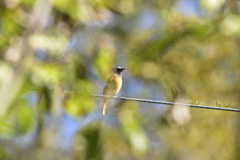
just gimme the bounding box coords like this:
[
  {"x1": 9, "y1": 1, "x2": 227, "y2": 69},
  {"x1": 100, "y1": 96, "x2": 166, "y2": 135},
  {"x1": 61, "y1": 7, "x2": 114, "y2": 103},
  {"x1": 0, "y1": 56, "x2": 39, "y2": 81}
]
[{"x1": 117, "y1": 96, "x2": 121, "y2": 101}]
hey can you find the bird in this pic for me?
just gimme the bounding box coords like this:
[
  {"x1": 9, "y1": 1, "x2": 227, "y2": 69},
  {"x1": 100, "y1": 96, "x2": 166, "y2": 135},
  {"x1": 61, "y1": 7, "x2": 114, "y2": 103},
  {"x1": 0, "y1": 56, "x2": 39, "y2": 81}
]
[{"x1": 102, "y1": 66, "x2": 125, "y2": 115}]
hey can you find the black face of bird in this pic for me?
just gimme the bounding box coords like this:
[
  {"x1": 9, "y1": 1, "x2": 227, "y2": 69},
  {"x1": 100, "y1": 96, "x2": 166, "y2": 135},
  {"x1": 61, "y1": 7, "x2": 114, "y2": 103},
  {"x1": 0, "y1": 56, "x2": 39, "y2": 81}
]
[{"x1": 112, "y1": 67, "x2": 125, "y2": 77}]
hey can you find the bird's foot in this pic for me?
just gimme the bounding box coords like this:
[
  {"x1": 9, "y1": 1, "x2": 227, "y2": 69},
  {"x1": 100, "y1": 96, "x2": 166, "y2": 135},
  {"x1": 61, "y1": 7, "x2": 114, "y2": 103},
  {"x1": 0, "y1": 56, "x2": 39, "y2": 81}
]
[{"x1": 117, "y1": 96, "x2": 121, "y2": 101}]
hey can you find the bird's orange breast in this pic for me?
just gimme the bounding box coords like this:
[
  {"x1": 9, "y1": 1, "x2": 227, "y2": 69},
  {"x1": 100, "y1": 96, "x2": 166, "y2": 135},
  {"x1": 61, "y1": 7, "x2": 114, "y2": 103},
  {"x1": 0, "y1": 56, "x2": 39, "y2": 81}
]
[
  {"x1": 112, "y1": 74, "x2": 122, "y2": 94},
  {"x1": 103, "y1": 74, "x2": 122, "y2": 96}
]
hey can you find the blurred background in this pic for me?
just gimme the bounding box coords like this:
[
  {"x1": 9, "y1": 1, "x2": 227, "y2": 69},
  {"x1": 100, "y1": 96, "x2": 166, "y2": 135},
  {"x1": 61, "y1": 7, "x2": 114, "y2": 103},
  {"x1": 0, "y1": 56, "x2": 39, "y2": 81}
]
[{"x1": 0, "y1": 0, "x2": 240, "y2": 159}]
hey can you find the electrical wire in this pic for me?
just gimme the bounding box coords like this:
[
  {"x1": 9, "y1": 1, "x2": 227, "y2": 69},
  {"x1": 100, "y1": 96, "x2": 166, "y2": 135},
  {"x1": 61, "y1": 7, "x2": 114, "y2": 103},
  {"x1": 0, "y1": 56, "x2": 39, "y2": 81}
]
[{"x1": 91, "y1": 94, "x2": 240, "y2": 112}]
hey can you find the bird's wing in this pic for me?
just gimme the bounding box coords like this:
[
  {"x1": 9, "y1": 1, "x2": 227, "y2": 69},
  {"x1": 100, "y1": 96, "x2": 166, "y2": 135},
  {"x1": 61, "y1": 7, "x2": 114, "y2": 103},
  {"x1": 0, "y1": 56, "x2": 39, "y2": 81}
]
[
  {"x1": 103, "y1": 74, "x2": 114, "y2": 95},
  {"x1": 105, "y1": 74, "x2": 114, "y2": 84}
]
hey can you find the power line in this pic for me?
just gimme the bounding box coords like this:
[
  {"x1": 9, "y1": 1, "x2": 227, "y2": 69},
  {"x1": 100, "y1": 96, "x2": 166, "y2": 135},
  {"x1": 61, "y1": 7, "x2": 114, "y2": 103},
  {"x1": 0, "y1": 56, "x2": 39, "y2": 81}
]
[
  {"x1": 92, "y1": 94, "x2": 240, "y2": 112},
  {"x1": 29, "y1": 89, "x2": 240, "y2": 113}
]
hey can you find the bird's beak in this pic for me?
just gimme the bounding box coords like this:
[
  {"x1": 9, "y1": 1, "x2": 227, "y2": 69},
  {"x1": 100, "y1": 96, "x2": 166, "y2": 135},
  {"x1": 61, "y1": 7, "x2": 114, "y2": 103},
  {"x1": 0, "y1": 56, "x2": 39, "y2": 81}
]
[{"x1": 122, "y1": 68, "x2": 125, "y2": 70}]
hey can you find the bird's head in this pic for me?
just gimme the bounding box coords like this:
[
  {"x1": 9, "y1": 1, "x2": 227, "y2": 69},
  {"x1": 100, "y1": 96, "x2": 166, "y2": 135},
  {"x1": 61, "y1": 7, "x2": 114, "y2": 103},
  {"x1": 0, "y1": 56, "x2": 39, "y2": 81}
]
[{"x1": 112, "y1": 66, "x2": 125, "y2": 77}]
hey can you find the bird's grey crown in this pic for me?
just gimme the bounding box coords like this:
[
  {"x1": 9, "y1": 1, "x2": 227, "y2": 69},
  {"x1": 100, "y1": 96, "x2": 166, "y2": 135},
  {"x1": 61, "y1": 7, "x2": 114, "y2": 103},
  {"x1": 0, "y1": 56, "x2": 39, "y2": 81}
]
[{"x1": 113, "y1": 66, "x2": 125, "y2": 77}]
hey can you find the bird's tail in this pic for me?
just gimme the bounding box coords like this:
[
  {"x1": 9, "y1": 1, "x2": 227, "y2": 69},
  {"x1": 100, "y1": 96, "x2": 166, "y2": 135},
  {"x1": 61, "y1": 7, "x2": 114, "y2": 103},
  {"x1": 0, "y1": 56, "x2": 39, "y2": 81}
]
[{"x1": 102, "y1": 98, "x2": 109, "y2": 115}]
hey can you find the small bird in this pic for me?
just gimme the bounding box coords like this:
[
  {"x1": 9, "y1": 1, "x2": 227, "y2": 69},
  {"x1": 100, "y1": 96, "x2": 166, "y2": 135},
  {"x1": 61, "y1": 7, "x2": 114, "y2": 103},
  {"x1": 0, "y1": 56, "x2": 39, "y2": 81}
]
[{"x1": 102, "y1": 66, "x2": 125, "y2": 115}]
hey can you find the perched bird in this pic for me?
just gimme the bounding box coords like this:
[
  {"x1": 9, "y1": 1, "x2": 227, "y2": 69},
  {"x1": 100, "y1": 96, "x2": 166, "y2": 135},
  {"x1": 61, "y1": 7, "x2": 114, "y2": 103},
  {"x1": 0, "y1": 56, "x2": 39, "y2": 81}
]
[{"x1": 102, "y1": 67, "x2": 125, "y2": 115}]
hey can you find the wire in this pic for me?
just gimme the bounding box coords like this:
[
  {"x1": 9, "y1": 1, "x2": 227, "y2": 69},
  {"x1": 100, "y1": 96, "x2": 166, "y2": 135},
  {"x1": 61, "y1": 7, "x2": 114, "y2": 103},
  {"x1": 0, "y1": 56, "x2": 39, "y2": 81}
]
[
  {"x1": 91, "y1": 94, "x2": 240, "y2": 112},
  {"x1": 29, "y1": 89, "x2": 240, "y2": 112}
]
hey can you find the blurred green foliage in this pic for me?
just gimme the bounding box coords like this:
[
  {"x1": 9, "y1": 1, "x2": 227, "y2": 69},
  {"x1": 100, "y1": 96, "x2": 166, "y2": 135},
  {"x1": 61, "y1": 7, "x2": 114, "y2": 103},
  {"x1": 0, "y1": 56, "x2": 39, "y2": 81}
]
[{"x1": 0, "y1": 0, "x2": 240, "y2": 160}]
